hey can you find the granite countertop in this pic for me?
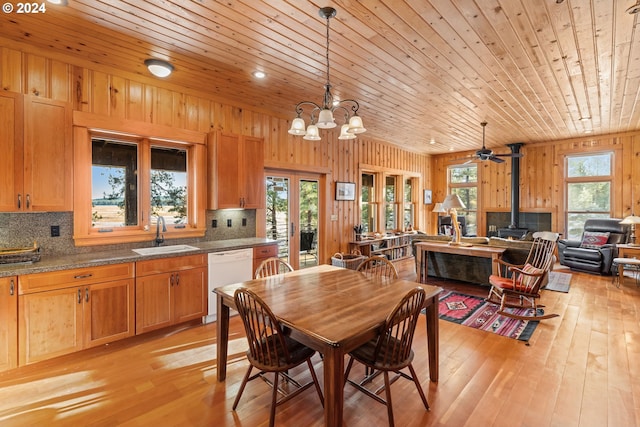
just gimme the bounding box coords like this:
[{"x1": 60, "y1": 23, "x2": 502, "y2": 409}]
[{"x1": 0, "y1": 238, "x2": 276, "y2": 278}]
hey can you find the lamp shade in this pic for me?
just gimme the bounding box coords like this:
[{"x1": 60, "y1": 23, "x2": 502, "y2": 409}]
[
  {"x1": 316, "y1": 109, "x2": 337, "y2": 128},
  {"x1": 288, "y1": 117, "x2": 307, "y2": 135},
  {"x1": 432, "y1": 202, "x2": 447, "y2": 213},
  {"x1": 620, "y1": 215, "x2": 640, "y2": 224},
  {"x1": 348, "y1": 114, "x2": 366, "y2": 134},
  {"x1": 442, "y1": 194, "x2": 466, "y2": 210},
  {"x1": 338, "y1": 123, "x2": 356, "y2": 140},
  {"x1": 303, "y1": 124, "x2": 321, "y2": 141}
]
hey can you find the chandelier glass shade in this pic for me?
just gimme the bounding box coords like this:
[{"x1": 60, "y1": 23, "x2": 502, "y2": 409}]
[{"x1": 289, "y1": 7, "x2": 366, "y2": 139}]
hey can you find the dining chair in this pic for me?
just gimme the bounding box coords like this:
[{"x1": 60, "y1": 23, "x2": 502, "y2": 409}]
[
  {"x1": 344, "y1": 287, "x2": 429, "y2": 427},
  {"x1": 233, "y1": 288, "x2": 324, "y2": 427},
  {"x1": 356, "y1": 255, "x2": 399, "y2": 279},
  {"x1": 254, "y1": 257, "x2": 294, "y2": 279}
]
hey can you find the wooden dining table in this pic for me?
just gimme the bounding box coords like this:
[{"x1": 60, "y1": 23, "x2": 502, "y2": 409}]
[{"x1": 214, "y1": 264, "x2": 442, "y2": 427}]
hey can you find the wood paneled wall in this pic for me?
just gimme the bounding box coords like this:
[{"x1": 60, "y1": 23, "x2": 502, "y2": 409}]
[
  {"x1": 3, "y1": 39, "x2": 638, "y2": 258},
  {"x1": 432, "y1": 133, "x2": 640, "y2": 237},
  {"x1": 0, "y1": 41, "x2": 431, "y2": 263}
]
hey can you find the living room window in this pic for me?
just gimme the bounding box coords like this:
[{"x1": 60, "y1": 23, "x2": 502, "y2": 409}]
[
  {"x1": 448, "y1": 164, "x2": 478, "y2": 235},
  {"x1": 565, "y1": 152, "x2": 613, "y2": 239},
  {"x1": 361, "y1": 173, "x2": 376, "y2": 233},
  {"x1": 384, "y1": 175, "x2": 399, "y2": 231},
  {"x1": 403, "y1": 178, "x2": 416, "y2": 230}
]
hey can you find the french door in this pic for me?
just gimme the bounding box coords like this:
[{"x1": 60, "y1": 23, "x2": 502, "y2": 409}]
[{"x1": 265, "y1": 171, "x2": 321, "y2": 270}]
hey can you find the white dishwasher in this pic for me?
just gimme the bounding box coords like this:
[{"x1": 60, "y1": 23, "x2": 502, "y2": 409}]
[{"x1": 205, "y1": 248, "x2": 254, "y2": 323}]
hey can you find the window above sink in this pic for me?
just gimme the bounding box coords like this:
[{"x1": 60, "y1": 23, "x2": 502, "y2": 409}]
[{"x1": 72, "y1": 113, "x2": 207, "y2": 246}]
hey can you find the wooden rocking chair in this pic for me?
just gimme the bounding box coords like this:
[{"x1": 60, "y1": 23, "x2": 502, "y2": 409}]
[{"x1": 486, "y1": 231, "x2": 560, "y2": 321}]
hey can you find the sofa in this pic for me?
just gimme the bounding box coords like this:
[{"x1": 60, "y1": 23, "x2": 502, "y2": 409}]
[
  {"x1": 411, "y1": 233, "x2": 534, "y2": 285},
  {"x1": 558, "y1": 218, "x2": 630, "y2": 275}
]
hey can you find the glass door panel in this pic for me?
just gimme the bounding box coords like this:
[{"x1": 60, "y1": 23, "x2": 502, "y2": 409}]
[
  {"x1": 265, "y1": 173, "x2": 321, "y2": 270},
  {"x1": 299, "y1": 179, "x2": 319, "y2": 269},
  {"x1": 265, "y1": 176, "x2": 290, "y2": 265}
]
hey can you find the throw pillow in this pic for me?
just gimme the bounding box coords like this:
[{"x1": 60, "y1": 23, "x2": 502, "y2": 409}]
[
  {"x1": 517, "y1": 263, "x2": 545, "y2": 290},
  {"x1": 580, "y1": 231, "x2": 610, "y2": 249}
]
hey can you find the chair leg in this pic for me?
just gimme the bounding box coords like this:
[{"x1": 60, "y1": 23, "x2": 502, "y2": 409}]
[
  {"x1": 383, "y1": 371, "x2": 395, "y2": 427},
  {"x1": 269, "y1": 372, "x2": 280, "y2": 427},
  {"x1": 232, "y1": 365, "x2": 253, "y2": 410},
  {"x1": 344, "y1": 356, "x2": 355, "y2": 384},
  {"x1": 407, "y1": 363, "x2": 430, "y2": 411},
  {"x1": 306, "y1": 359, "x2": 325, "y2": 406}
]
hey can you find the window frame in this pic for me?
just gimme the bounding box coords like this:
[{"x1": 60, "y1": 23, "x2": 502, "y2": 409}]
[
  {"x1": 359, "y1": 167, "x2": 421, "y2": 234},
  {"x1": 73, "y1": 114, "x2": 207, "y2": 246},
  {"x1": 564, "y1": 151, "x2": 614, "y2": 240},
  {"x1": 447, "y1": 164, "x2": 478, "y2": 236}
]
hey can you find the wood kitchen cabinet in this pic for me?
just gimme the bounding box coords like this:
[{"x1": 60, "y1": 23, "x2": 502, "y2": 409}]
[
  {"x1": 0, "y1": 276, "x2": 18, "y2": 372},
  {"x1": 253, "y1": 244, "x2": 279, "y2": 276},
  {"x1": 18, "y1": 263, "x2": 135, "y2": 365},
  {"x1": 208, "y1": 131, "x2": 265, "y2": 209},
  {"x1": 135, "y1": 254, "x2": 207, "y2": 334},
  {"x1": 0, "y1": 93, "x2": 72, "y2": 212}
]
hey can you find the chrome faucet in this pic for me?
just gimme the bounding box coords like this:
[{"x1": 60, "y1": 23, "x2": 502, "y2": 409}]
[{"x1": 155, "y1": 216, "x2": 166, "y2": 246}]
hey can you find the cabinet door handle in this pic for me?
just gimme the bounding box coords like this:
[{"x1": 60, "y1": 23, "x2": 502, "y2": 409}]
[
  {"x1": 77, "y1": 288, "x2": 82, "y2": 304},
  {"x1": 26, "y1": 194, "x2": 31, "y2": 209},
  {"x1": 170, "y1": 274, "x2": 174, "y2": 286},
  {"x1": 17, "y1": 193, "x2": 21, "y2": 209},
  {"x1": 85, "y1": 288, "x2": 89, "y2": 302},
  {"x1": 74, "y1": 273, "x2": 93, "y2": 279},
  {"x1": 175, "y1": 273, "x2": 180, "y2": 286},
  {"x1": 9, "y1": 279, "x2": 14, "y2": 296}
]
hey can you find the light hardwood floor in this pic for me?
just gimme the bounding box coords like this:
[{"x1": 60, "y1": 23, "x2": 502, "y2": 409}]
[{"x1": 1, "y1": 261, "x2": 640, "y2": 427}]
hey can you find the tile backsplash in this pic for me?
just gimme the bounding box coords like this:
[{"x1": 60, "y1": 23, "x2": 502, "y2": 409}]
[{"x1": 0, "y1": 210, "x2": 257, "y2": 257}]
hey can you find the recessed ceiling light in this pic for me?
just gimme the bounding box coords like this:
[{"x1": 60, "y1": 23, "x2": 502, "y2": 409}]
[
  {"x1": 144, "y1": 59, "x2": 174, "y2": 78},
  {"x1": 579, "y1": 116, "x2": 591, "y2": 121},
  {"x1": 252, "y1": 70, "x2": 266, "y2": 79},
  {"x1": 429, "y1": 138, "x2": 436, "y2": 145},
  {"x1": 47, "y1": 0, "x2": 68, "y2": 4}
]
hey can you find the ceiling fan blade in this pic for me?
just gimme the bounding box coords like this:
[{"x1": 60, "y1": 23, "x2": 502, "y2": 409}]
[
  {"x1": 488, "y1": 155, "x2": 505, "y2": 163},
  {"x1": 494, "y1": 152, "x2": 524, "y2": 158}
]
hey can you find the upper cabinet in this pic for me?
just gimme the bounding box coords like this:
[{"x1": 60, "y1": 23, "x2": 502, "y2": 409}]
[
  {"x1": 208, "y1": 131, "x2": 265, "y2": 209},
  {"x1": 0, "y1": 93, "x2": 72, "y2": 212}
]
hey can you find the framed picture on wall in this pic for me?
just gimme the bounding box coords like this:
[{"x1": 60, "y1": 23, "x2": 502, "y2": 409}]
[
  {"x1": 336, "y1": 182, "x2": 356, "y2": 201},
  {"x1": 424, "y1": 189, "x2": 432, "y2": 204}
]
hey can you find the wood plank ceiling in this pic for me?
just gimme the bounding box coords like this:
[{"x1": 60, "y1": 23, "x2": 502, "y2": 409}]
[{"x1": 1, "y1": 0, "x2": 639, "y2": 155}]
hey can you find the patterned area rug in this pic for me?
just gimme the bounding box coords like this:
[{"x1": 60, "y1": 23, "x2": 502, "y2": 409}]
[
  {"x1": 438, "y1": 290, "x2": 542, "y2": 342},
  {"x1": 545, "y1": 271, "x2": 572, "y2": 293}
]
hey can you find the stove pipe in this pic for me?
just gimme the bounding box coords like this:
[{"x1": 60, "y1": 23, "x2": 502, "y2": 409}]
[{"x1": 507, "y1": 143, "x2": 524, "y2": 229}]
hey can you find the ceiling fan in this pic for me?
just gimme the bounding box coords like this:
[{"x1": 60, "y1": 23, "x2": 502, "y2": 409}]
[{"x1": 462, "y1": 121, "x2": 524, "y2": 164}]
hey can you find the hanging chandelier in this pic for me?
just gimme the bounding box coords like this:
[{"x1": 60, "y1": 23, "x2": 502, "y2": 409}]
[{"x1": 288, "y1": 7, "x2": 366, "y2": 141}]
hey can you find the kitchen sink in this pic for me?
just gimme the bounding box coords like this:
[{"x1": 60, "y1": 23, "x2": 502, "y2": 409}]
[{"x1": 132, "y1": 245, "x2": 199, "y2": 256}]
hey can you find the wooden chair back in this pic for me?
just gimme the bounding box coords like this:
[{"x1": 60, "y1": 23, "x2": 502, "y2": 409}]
[
  {"x1": 520, "y1": 231, "x2": 560, "y2": 293},
  {"x1": 255, "y1": 257, "x2": 294, "y2": 279},
  {"x1": 374, "y1": 287, "x2": 426, "y2": 368},
  {"x1": 356, "y1": 255, "x2": 399, "y2": 279},
  {"x1": 234, "y1": 288, "x2": 291, "y2": 369}
]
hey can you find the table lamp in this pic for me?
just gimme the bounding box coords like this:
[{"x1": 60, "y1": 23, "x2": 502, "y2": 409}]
[
  {"x1": 432, "y1": 202, "x2": 447, "y2": 234},
  {"x1": 620, "y1": 215, "x2": 640, "y2": 246},
  {"x1": 442, "y1": 194, "x2": 472, "y2": 246}
]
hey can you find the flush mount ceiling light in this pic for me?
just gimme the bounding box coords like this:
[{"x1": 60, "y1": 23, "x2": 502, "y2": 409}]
[
  {"x1": 627, "y1": 0, "x2": 640, "y2": 14},
  {"x1": 252, "y1": 70, "x2": 266, "y2": 79},
  {"x1": 288, "y1": 7, "x2": 366, "y2": 141},
  {"x1": 144, "y1": 59, "x2": 174, "y2": 78}
]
